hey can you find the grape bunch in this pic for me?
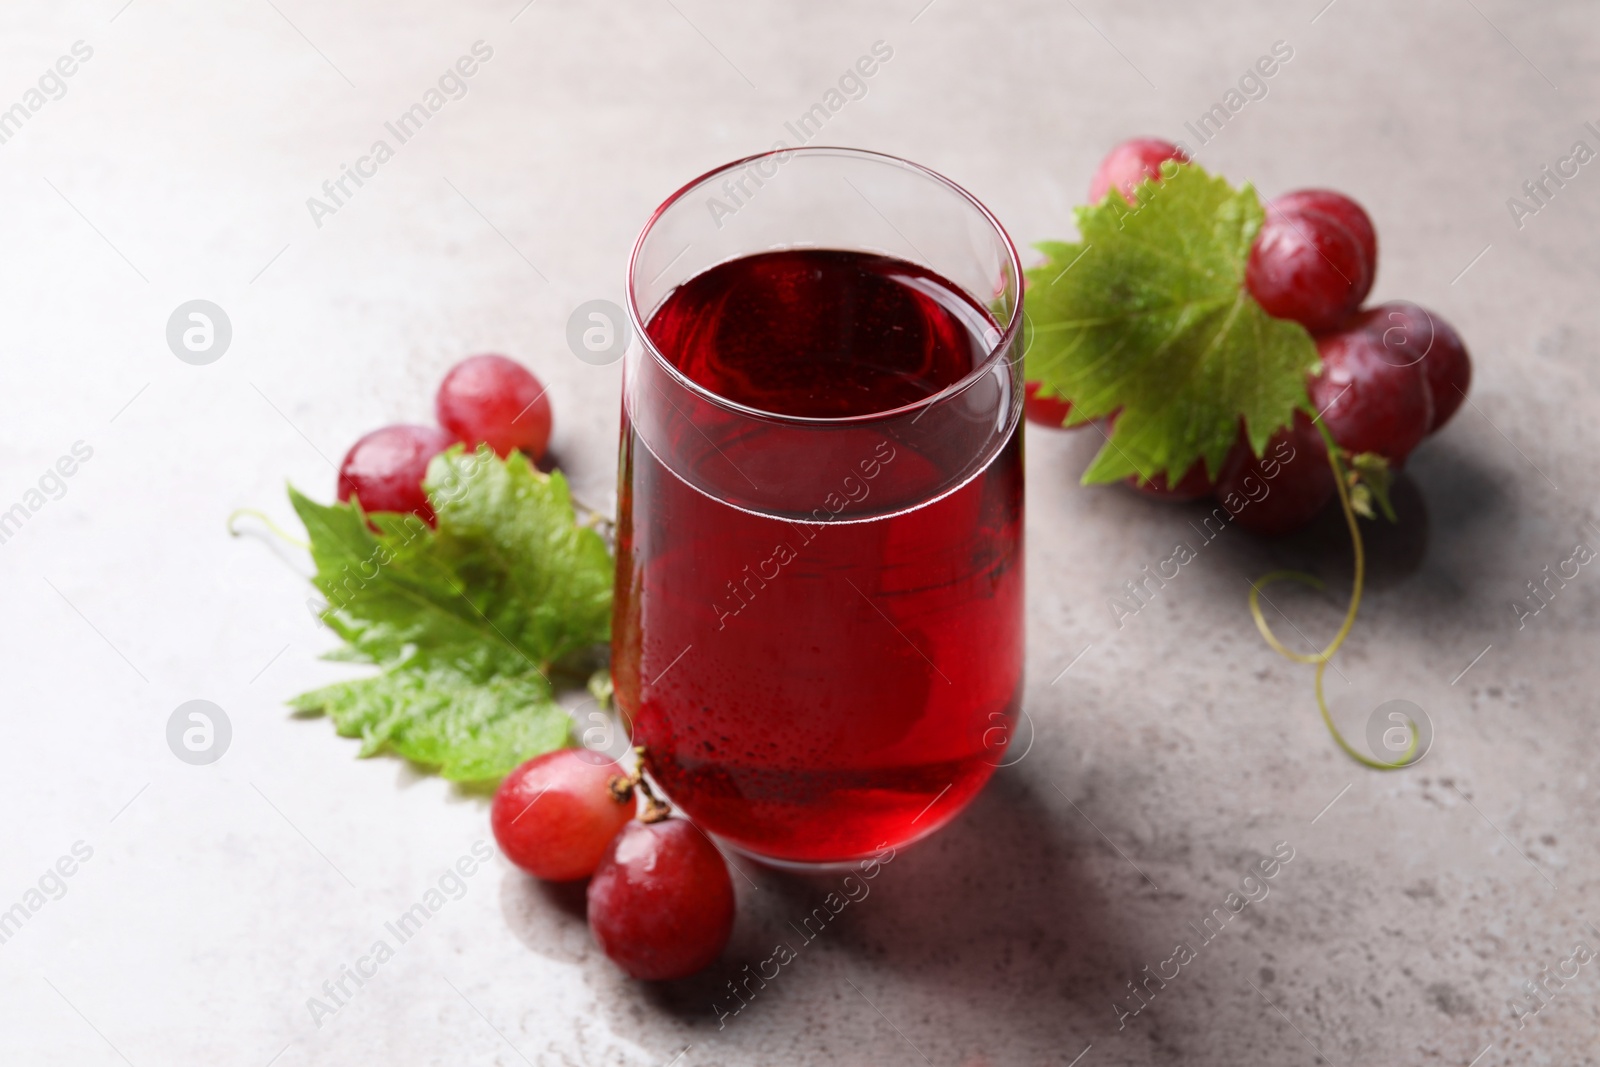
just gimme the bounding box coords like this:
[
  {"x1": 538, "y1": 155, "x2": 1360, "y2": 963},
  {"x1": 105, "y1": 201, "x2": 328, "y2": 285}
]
[
  {"x1": 327, "y1": 353, "x2": 737, "y2": 979},
  {"x1": 491, "y1": 749, "x2": 737, "y2": 981},
  {"x1": 1025, "y1": 138, "x2": 1473, "y2": 535},
  {"x1": 336, "y1": 353, "x2": 554, "y2": 521}
]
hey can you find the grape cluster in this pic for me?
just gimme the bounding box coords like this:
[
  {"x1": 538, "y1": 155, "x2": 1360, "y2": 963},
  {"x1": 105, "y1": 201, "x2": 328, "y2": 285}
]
[
  {"x1": 491, "y1": 750, "x2": 736, "y2": 981},
  {"x1": 330, "y1": 352, "x2": 736, "y2": 979},
  {"x1": 1027, "y1": 138, "x2": 1473, "y2": 535},
  {"x1": 336, "y1": 354, "x2": 553, "y2": 521}
]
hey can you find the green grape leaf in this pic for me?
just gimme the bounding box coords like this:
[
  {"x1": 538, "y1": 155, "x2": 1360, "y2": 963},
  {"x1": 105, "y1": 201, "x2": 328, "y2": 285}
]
[
  {"x1": 1024, "y1": 162, "x2": 1322, "y2": 485},
  {"x1": 289, "y1": 665, "x2": 570, "y2": 783},
  {"x1": 286, "y1": 445, "x2": 613, "y2": 782}
]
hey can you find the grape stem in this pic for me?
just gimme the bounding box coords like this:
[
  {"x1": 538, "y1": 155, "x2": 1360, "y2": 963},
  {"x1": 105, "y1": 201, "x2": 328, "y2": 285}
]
[
  {"x1": 608, "y1": 747, "x2": 673, "y2": 822},
  {"x1": 227, "y1": 507, "x2": 311, "y2": 550},
  {"x1": 1246, "y1": 416, "x2": 1419, "y2": 770}
]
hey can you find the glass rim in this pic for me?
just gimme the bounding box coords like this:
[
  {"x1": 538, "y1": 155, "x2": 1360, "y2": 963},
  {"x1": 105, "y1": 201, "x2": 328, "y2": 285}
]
[{"x1": 625, "y1": 145, "x2": 1025, "y2": 428}]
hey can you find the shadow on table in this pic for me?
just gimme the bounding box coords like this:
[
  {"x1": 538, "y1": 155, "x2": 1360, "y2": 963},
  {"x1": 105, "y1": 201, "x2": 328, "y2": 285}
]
[
  {"x1": 1178, "y1": 440, "x2": 1515, "y2": 607},
  {"x1": 1046, "y1": 425, "x2": 1514, "y2": 607},
  {"x1": 565, "y1": 764, "x2": 1146, "y2": 1046}
]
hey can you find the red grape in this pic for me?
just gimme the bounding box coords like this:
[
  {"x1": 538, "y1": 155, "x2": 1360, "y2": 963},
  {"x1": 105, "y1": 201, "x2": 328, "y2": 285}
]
[
  {"x1": 1246, "y1": 191, "x2": 1375, "y2": 332},
  {"x1": 1088, "y1": 138, "x2": 1188, "y2": 206},
  {"x1": 1353, "y1": 302, "x2": 1471, "y2": 433},
  {"x1": 491, "y1": 750, "x2": 635, "y2": 882},
  {"x1": 337, "y1": 424, "x2": 457, "y2": 523},
  {"x1": 436, "y1": 354, "x2": 553, "y2": 460},
  {"x1": 1024, "y1": 381, "x2": 1075, "y2": 429},
  {"x1": 1215, "y1": 413, "x2": 1336, "y2": 536},
  {"x1": 1128, "y1": 460, "x2": 1214, "y2": 501},
  {"x1": 1271, "y1": 189, "x2": 1377, "y2": 272},
  {"x1": 1307, "y1": 319, "x2": 1434, "y2": 465},
  {"x1": 587, "y1": 818, "x2": 735, "y2": 980}
]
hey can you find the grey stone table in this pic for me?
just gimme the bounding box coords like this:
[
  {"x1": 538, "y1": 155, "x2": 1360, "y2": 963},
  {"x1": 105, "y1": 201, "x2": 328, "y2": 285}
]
[{"x1": 2, "y1": 1, "x2": 1595, "y2": 1063}]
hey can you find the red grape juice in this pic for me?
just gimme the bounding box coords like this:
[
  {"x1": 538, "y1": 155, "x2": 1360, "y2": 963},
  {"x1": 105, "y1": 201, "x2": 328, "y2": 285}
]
[{"x1": 614, "y1": 249, "x2": 1023, "y2": 864}]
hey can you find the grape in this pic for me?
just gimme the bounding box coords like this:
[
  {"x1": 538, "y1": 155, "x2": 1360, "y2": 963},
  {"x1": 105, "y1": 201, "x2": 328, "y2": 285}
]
[
  {"x1": 1088, "y1": 138, "x2": 1188, "y2": 206},
  {"x1": 1129, "y1": 460, "x2": 1214, "y2": 501},
  {"x1": 437, "y1": 354, "x2": 553, "y2": 460},
  {"x1": 1271, "y1": 189, "x2": 1377, "y2": 272},
  {"x1": 490, "y1": 750, "x2": 635, "y2": 882},
  {"x1": 1215, "y1": 413, "x2": 1336, "y2": 536},
  {"x1": 337, "y1": 424, "x2": 457, "y2": 523},
  {"x1": 587, "y1": 818, "x2": 735, "y2": 981},
  {"x1": 1246, "y1": 191, "x2": 1375, "y2": 332},
  {"x1": 1353, "y1": 302, "x2": 1471, "y2": 433},
  {"x1": 1024, "y1": 381, "x2": 1076, "y2": 429},
  {"x1": 1307, "y1": 319, "x2": 1433, "y2": 464}
]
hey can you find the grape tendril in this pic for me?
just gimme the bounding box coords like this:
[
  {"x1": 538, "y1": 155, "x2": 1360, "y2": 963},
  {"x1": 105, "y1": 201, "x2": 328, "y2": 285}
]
[
  {"x1": 1246, "y1": 415, "x2": 1420, "y2": 770},
  {"x1": 226, "y1": 507, "x2": 311, "y2": 550}
]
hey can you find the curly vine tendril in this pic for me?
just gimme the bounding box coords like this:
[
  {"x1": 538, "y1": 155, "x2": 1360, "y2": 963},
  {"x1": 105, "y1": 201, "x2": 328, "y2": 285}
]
[{"x1": 1246, "y1": 417, "x2": 1419, "y2": 771}]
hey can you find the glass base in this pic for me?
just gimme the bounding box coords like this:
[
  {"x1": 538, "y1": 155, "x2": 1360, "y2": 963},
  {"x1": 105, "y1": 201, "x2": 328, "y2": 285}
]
[
  {"x1": 711, "y1": 804, "x2": 958, "y2": 873},
  {"x1": 720, "y1": 844, "x2": 866, "y2": 874}
]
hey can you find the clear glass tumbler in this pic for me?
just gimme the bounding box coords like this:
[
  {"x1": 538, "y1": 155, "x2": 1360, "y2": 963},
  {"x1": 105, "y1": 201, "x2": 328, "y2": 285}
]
[{"x1": 613, "y1": 147, "x2": 1024, "y2": 866}]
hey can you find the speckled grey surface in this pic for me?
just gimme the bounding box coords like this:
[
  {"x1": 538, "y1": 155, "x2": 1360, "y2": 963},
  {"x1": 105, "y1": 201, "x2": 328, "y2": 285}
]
[{"x1": 2, "y1": 1, "x2": 1596, "y2": 1064}]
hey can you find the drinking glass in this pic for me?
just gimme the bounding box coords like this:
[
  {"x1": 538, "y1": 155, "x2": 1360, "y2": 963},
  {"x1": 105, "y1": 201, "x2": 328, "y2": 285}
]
[{"x1": 614, "y1": 147, "x2": 1024, "y2": 866}]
